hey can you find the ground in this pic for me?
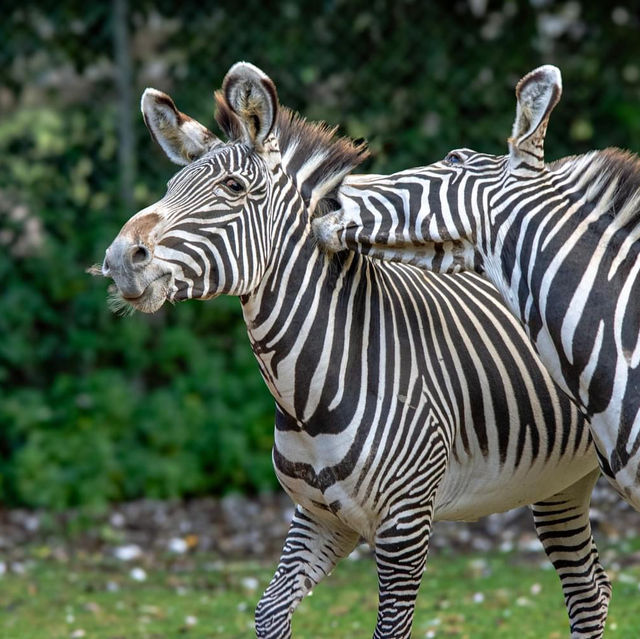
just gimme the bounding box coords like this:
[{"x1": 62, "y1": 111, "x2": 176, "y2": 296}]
[
  {"x1": 4, "y1": 544, "x2": 640, "y2": 638},
  {"x1": 2, "y1": 482, "x2": 639, "y2": 638}
]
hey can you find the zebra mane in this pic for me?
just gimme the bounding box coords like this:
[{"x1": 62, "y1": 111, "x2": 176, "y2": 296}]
[
  {"x1": 215, "y1": 91, "x2": 369, "y2": 213},
  {"x1": 549, "y1": 147, "x2": 640, "y2": 225}
]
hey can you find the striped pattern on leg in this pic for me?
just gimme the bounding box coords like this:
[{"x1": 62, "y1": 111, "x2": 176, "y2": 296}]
[
  {"x1": 531, "y1": 469, "x2": 611, "y2": 639},
  {"x1": 255, "y1": 506, "x2": 358, "y2": 639}
]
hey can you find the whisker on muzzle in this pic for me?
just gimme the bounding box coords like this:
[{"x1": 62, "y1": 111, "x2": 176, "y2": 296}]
[
  {"x1": 86, "y1": 264, "x2": 104, "y2": 277},
  {"x1": 107, "y1": 286, "x2": 136, "y2": 317}
]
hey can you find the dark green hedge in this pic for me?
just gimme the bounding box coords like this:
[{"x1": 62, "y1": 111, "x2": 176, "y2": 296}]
[{"x1": 2, "y1": 1, "x2": 640, "y2": 508}]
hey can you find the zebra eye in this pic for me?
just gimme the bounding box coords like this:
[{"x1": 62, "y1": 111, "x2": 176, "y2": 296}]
[
  {"x1": 445, "y1": 152, "x2": 463, "y2": 166},
  {"x1": 223, "y1": 177, "x2": 244, "y2": 193}
]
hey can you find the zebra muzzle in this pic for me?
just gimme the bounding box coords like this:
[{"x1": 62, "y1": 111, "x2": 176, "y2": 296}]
[
  {"x1": 102, "y1": 237, "x2": 172, "y2": 312},
  {"x1": 311, "y1": 212, "x2": 347, "y2": 253}
]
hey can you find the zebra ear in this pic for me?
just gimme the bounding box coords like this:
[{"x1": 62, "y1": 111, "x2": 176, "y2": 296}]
[
  {"x1": 509, "y1": 65, "x2": 562, "y2": 171},
  {"x1": 141, "y1": 88, "x2": 222, "y2": 165},
  {"x1": 222, "y1": 62, "x2": 278, "y2": 150}
]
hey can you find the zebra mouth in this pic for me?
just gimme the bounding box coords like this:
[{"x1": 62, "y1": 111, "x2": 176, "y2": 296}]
[{"x1": 118, "y1": 273, "x2": 173, "y2": 313}]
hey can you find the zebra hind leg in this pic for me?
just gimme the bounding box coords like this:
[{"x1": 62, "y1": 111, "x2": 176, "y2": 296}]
[
  {"x1": 255, "y1": 505, "x2": 359, "y2": 639},
  {"x1": 531, "y1": 468, "x2": 611, "y2": 639}
]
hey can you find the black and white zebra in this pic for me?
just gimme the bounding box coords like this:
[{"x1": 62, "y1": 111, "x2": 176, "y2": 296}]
[
  {"x1": 315, "y1": 65, "x2": 640, "y2": 516},
  {"x1": 102, "y1": 63, "x2": 610, "y2": 638}
]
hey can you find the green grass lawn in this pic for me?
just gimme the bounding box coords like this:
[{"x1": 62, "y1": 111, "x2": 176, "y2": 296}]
[{"x1": 3, "y1": 543, "x2": 640, "y2": 638}]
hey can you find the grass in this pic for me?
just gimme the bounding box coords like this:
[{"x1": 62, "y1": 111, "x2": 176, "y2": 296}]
[{"x1": 3, "y1": 542, "x2": 640, "y2": 638}]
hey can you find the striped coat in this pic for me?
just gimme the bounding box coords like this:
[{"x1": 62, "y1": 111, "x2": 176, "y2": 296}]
[{"x1": 316, "y1": 65, "x2": 640, "y2": 516}]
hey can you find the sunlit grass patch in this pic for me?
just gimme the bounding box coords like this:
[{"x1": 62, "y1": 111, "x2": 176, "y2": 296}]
[{"x1": 3, "y1": 542, "x2": 640, "y2": 638}]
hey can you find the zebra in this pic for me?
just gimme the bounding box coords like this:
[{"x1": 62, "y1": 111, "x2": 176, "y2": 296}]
[
  {"x1": 313, "y1": 64, "x2": 640, "y2": 515},
  {"x1": 101, "y1": 62, "x2": 610, "y2": 638}
]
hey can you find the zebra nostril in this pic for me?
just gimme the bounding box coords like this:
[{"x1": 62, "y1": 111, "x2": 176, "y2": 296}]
[
  {"x1": 101, "y1": 247, "x2": 112, "y2": 276},
  {"x1": 130, "y1": 244, "x2": 151, "y2": 266}
]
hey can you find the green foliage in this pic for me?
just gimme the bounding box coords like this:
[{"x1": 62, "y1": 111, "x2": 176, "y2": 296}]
[{"x1": 1, "y1": 1, "x2": 640, "y2": 508}]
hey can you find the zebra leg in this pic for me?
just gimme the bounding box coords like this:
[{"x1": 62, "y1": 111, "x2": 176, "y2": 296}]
[
  {"x1": 255, "y1": 504, "x2": 359, "y2": 639},
  {"x1": 531, "y1": 469, "x2": 611, "y2": 639},
  {"x1": 372, "y1": 499, "x2": 435, "y2": 639}
]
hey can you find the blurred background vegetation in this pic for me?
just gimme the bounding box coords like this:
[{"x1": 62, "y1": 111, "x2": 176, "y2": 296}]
[{"x1": 1, "y1": 0, "x2": 640, "y2": 509}]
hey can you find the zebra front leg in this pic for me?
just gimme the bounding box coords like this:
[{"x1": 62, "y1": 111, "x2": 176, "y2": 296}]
[
  {"x1": 373, "y1": 498, "x2": 435, "y2": 639},
  {"x1": 255, "y1": 504, "x2": 359, "y2": 639},
  {"x1": 531, "y1": 469, "x2": 611, "y2": 639}
]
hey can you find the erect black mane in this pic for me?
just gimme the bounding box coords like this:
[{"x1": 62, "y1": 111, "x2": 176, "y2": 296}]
[
  {"x1": 214, "y1": 91, "x2": 369, "y2": 211},
  {"x1": 549, "y1": 147, "x2": 640, "y2": 222},
  {"x1": 595, "y1": 148, "x2": 640, "y2": 211}
]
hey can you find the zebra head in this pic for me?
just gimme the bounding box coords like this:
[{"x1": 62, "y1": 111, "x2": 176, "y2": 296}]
[
  {"x1": 313, "y1": 65, "x2": 563, "y2": 275},
  {"x1": 102, "y1": 63, "x2": 285, "y2": 313}
]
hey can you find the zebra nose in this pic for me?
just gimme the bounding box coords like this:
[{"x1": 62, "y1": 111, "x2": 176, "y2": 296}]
[{"x1": 103, "y1": 238, "x2": 153, "y2": 276}]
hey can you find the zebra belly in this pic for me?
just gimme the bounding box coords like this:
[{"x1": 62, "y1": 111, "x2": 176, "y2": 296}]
[{"x1": 433, "y1": 443, "x2": 598, "y2": 521}]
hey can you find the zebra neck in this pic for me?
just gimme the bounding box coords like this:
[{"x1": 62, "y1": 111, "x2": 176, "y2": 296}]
[
  {"x1": 492, "y1": 152, "x2": 635, "y2": 313},
  {"x1": 488, "y1": 153, "x2": 640, "y2": 412},
  {"x1": 239, "y1": 204, "x2": 342, "y2": 416}
]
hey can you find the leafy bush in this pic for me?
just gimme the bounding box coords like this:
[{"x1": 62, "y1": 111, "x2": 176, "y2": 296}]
[
  {"x1": 0, "y1": 101, "x2": 276, "y2": 507},
  {"x1": 1, "y1": 1, "x2": 640, "y2": 508}
]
